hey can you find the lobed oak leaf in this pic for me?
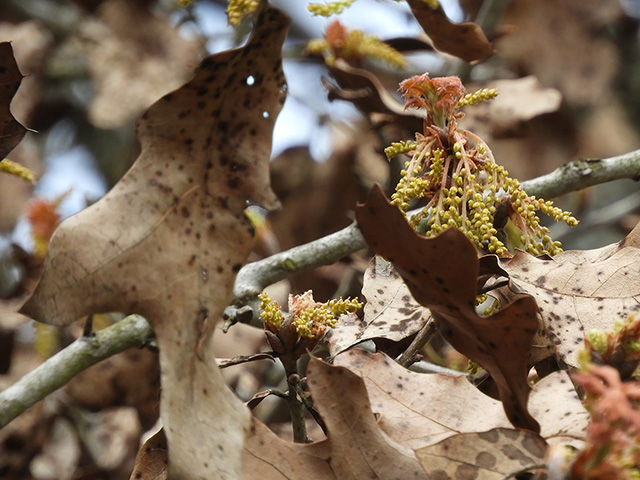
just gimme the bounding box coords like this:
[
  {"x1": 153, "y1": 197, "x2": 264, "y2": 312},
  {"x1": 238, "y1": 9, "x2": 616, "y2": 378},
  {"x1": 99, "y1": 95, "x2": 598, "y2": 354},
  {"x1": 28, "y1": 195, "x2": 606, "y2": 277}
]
[
  {"x1": 243, "y1": 419, "x2": 333, "y2": 480},
  {"x1": 21, "y1": 5, "x2": 289, "y2": 479},
  {"x1": 243, "y1": 355, "x2": 426, "y2": 479},
  {"x1": 356, "y1": 185, "x2": 541, "y2": 432},
  {"x1": 528, "y1": 371, "x2": 588, "y2": 449},
  {"x1": 305, "y1": 355, "x2": 425, "y2": 478},
  {"x1": 334, "y1": 349, "x2": 512, "y2": 450},
  {"x1": 406, "y1": 0, "x2": 493, "y2": 63},
  {"x1": 503, "y1": 220, "x2": 640, "y2": 368},
  {"x1": 0, "y1": 42, "x2": 28, "y2": 161}
]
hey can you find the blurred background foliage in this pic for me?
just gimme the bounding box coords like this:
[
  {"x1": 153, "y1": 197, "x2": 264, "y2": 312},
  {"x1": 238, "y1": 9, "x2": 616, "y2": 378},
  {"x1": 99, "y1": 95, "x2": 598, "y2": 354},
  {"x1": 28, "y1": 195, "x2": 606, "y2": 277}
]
[{"x1": 1, "y1": 0, "x2": 640, "y2": 478}]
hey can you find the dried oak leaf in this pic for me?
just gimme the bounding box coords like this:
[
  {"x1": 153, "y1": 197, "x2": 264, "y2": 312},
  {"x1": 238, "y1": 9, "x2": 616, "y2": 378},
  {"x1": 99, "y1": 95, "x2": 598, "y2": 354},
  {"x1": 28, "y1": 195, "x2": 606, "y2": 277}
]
[
  {"x1": 336, "y1": 350, "x2": 588, "y2": 451},
  {"x1": 323, "y1": 59, "x2": 422, "y2": 132},
  {"x1": 356, "y1": 185, "x2": 541, "y2": 432},
  {"x1": 22, "y1": 6, "x2": 289, "y2": 479},
  {"x1": 305, "y1": 355, "x2": 425, "y2": 477},
  {"x1": 335, "y1": 349, "x2": 512, "y2": 450},
  {"x1": 0, "y1": 42, "x2": 27, "y2": 160},
  {"x1": 324, "y1": 256, "x2": 429, "y2": 357},
  {"x1": 503, "y1": 221, "x2": 640, "y2": 368},
  {"x1": 459, "y1": 76, "x2": 562, "y2": 138},
  {"x1": 416, "y1": 427, "x2": 547, "y2": 479},
  {"x1": 406, "y1": 0, "x2": 493, "y2": 63},
  {"x1": 243, "y1": 355, "x2": 426, "y2": 478},
  {"x1": 129, "y1": 429, "x2": 168, "y2": 480},
  {"x1": 528, "y1": 371, "x2": 588, "y2": 449},
  {"x1": 243, "y1": 419, "x2": 333, "y2": 479}
]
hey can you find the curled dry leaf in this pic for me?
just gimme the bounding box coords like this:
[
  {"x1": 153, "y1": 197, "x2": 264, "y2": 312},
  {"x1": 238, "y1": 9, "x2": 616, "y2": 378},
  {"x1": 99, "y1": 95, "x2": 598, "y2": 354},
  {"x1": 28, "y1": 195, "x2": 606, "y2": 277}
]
[
  {"x1": 324, "y1": 59, "x2": 423, "y2": 131},
  {"x1": 416, "y1": 427, "x2": 547, "y2": 479},
  {"x1": 324, "y1": 256, "x2": 429, "y2": 357},
  {"x1": 405, "y1": 0, "x2": 493, "y2": 63},
  {"x1": 503, "y1": 221, "x2": 640, "y2": 368},
  {"x1": 356, "y1": 185, "x2": 541, "y2": 432},
  {"x1": 129, "y1": 429, "x2": 168, "y2": 480},
  {"x1": 22, "y1": 5, "x2": 289, "y2": 479},
  {"x1": 0, "y1": 42, "x2": 27, "y2": 160}
]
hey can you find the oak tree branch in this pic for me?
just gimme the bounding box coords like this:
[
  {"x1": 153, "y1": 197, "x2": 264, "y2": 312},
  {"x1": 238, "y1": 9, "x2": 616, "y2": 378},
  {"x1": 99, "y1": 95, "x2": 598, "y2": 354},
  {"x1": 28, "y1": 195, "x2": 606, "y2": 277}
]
[{"x1": 0, "y1": 314, "x2": 154, "y2": 429}]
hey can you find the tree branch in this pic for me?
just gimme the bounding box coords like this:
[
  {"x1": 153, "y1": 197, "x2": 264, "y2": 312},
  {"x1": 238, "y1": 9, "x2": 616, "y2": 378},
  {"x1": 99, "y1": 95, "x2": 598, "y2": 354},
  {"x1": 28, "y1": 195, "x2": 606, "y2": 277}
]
[
  {"x1": 520, "y1": 149, "x2": 640, "y2": 199},
  {"x1": 223, "y1": 221, "x2": 366, "y2": 329},
  {"x1": 224, "y1": 148, "x2": 640, "y2": 325},
  {"x1": 3, "y1": 149, "x2": 639, "y2": 428},
  {"x1": 0, "y1": 314, "x2": 154, "y2": 429}
]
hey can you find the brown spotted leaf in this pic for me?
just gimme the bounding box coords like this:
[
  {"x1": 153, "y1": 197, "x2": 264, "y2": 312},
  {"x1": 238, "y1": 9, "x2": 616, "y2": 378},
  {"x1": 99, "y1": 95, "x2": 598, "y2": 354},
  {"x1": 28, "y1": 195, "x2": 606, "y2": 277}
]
[
  {"x1": 406, "y1": 0, "x2": 493, "y2": 62},
  {"x1": 243, "y1": 419, "x2": 333, "y2": 479},
  {"x1": 335, "y1": 349, "x2": 512, "y2": 450},
  {"x1": 528, "y1": 371, "x2": 588, "y2": 448},
  {"x1": 416, "y1": 428, "x2": 547, "y2": 479},
  {"x1": 0, "y1": 42, "x2": 27, "y2": 160},
  {"x1": 356, "y1": 185, "x2": 541, "y2": 432},
  {"x1": 129, "y1": 429, "x2": 168, "y2": 480},
  {"x1": 21, "y1": 6, "x2": 289, "y2": 479},
  {"x1": 503, "y1": 221, "x2": 640, "y2": 368},
  {"x1": 324, "y1": 256, "x2": 429, "y2": 356},
  {"x1": 243, "y1": 356, "x2": 426, "y2": 478},
  {"x1": 305, "y1": 355, "x2": 425, "y2": 478}
]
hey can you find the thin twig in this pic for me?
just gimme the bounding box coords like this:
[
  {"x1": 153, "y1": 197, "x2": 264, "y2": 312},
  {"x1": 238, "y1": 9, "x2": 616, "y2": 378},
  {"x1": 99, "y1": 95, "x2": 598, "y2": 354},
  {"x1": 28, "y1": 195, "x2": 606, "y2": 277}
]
[
  {"x1": 223, "y1": 221, "x2": 366, "y2": 329},
  {"x1": 521, "y1": 149, "x2": 640, "y2": 199},
  {"x1": 395, "y1": 315, "x2": 436, "y2": 367},
  {"x1": 0, "y1": 314, "x2": 154, "y2": 429}
]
